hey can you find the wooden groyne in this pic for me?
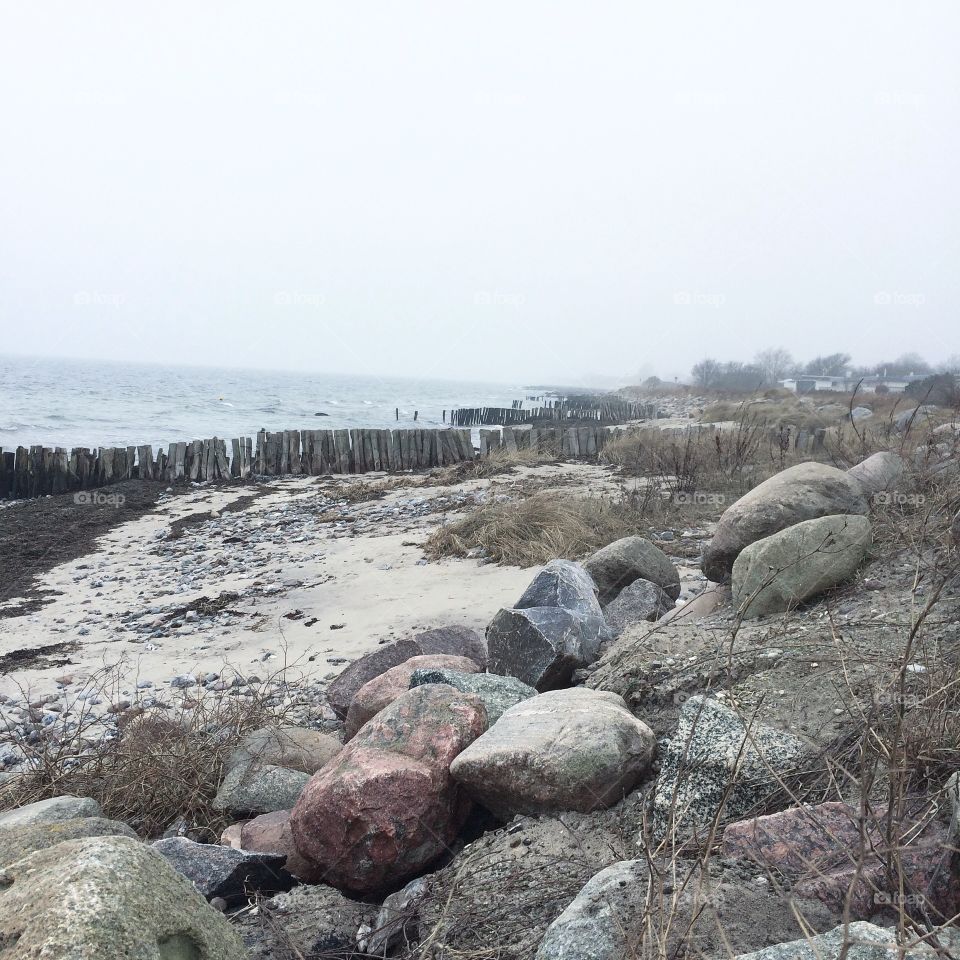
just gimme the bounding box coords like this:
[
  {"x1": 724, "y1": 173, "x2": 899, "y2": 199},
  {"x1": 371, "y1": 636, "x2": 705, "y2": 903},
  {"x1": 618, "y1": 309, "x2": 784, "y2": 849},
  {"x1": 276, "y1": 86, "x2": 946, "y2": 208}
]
[
  {"x1": 450, "y1": 398, "x2": 656, "y2": 427},
  {"x1": 0, "y1": 424, "x2": 609, "y2": 501}
]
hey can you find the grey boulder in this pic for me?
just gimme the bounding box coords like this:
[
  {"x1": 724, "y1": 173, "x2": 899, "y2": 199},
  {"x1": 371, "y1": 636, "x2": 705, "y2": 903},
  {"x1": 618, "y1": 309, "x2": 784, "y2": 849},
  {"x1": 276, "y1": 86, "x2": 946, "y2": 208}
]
[
  {"x1": 0, "y1": 816, "x2": 137, "y2": 870},
  {"x1": 213, "y1": 762, "x2": 310, "y2": 815},
  {"x1": 702, "y1": 462, "x2": 869, "y2": 583},
  {"x1": 584, "y1": 536, "x2": 681, "y2": 604},
  {"x1": 731, "y1": 921, "x2": 943, "y2": 960},
  {"x1": 227, "y1": 725, "x2": 341, "y2": 776},
  {"x1": 0, "y1": 794, "x2": 102, "y2": 828},
  {"x1": 0, "y1": 834, "x2": 246, "y2": 959},
  {"x1": 847, "y1": 451, "x2": 908, "y2": 496},
  {"x1": 732, "y1": 514, "x2": 872, "y2": 618},
  {"x1": 409, "y1": 668, "x2": 537, "y2": 725},
  {"x1": 603, "y1": 578, "x2": 675, "y2": 635},
  {"x1": 450, "y1": 688, "x2": 655, "y2": 818},
  {"x1": 153, "y1": 836, "x2": 291, "y2": 904},
  {"x1": 651, "y1": 696, "x2": 806, "y2": 841},
  {"x1": 487, "y1": 560, "x2": 611, "y2": 690},
  {"x1": 536, "y1": 859, "x2": 647, "y2": 960}
]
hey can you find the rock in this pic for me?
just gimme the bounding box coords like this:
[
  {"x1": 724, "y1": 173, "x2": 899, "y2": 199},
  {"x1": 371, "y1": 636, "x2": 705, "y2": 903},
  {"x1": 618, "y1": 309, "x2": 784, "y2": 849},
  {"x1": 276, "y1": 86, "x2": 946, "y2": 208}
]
[
  {"x1": 603, "y1": 578, "x2": 674, "y2": 635},
  {"x1": 703, "y1": 462, "x2": 869, "y2": 582},
  {"x1": 153, "y1": 836, "x2": 291, "y2": 904},
  {"x1": 0, "y1": 817, "x2": 137, "y2": 870},
  {"x1": 326, "y1": 639, "x2": 423, "y2": 720},
  {"x1": 239, "y1": 810, "x2": 324, "y2": 883},
  {"x1": 0, "y1": 835, "x2": 246, "y2": 959},
  {"x1": 486, "y1": 606, "x2": 604, "y2": 691},
  {"x1": 732, "y1": 515, "x2": 872, "y2": 618},
  {"x1": 409, "y1": 668, "x2": 537, "y2": 725},
  {"x1": 894, "y1": 405, "x2": 938, "y2": 431},
  {"x1": 0, "y1": 794, "x2": 102, "y2": 828},
  {"x1": 212, "y1": 762, "x2": 310, "y2": 815},
  {"x1": 219, "y1": 822, "x2": 246, "y2": 849},
  {"x1": 359, "y1": 875, "x2": 430, "y2": 955},
  {"x1": 651, "y1": 696, "x2": 806, "y2": 841},
  {"x1": 730, "y1": 921, "x2": 939, "y2": 960},
  {"x1": 227, "y1": 725, "x2": 341, "y2": 775},
  {"x1": 232, "y1": 883, "x2": 376, "y2": 959},
  {"x1": 583, "y1": 536, "x2": 681, "y2": 604},
  {"x1": 659, "y1": 584, "x2": 731, "y2": 624},
  {"x1": 722, "y1": 802, "x2": 958, "y2": 920},
  {"x1": 414, "y1": 625, "x2": 488, "y2": 667},
  {"x1": 326, "y1": 627, "x2": 485, "y2": 720},
  {"x1": 290, "y1": 684, "x2": 486, "y2": 894},
  {"x1": 515, "y1": 560, "x2": 604, "y2": 617},
  {"x1": 847, "y1": 451, "x2": 908, "y2": 496},
  {"x1": 535, "y1": 859, "x2": 648, "y2": 960},
  {"x1": 345, "y1": 654, "x2": 482, "y2": 740},
  {"x1": 450, "y1": 688, "x2": 655, "y2": 818},
  {"x1": 848, "y1": 406, "x2": 873, "y2": 421}
]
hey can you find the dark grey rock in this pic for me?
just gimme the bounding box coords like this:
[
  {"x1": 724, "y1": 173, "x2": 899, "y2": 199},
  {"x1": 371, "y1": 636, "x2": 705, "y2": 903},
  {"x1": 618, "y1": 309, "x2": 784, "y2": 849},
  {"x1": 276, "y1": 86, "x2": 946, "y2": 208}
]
[
  {"x1": 584, "y1": 537, "x2": 681, "y2": 604},
  {"x1": 515, "y1": 560, "x2": 603, "y2": 619},
  {"x1": 487, "y1": 607, "x2": 603, "y2": 691},
  {"x1": 603, "y1": 578, "x2": 674, "y2": 636},
  {"x1": 153, "y1": 837, "x2": 291, "y2": 904},
  {"x1": 414, "y1": 625, "x2": 487, "y2": 668},
  {"x1": 409, "y1": 669, "x2": 536, "y2": 725},
  {"x1": 359, "y1": 876, "x2": 430, "y2": 955}
]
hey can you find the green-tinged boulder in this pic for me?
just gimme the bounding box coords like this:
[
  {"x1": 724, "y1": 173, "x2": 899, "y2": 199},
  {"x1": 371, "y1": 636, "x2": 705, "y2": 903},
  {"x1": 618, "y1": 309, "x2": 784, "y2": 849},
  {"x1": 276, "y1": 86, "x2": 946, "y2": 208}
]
[
  {"x1": 227, "y1": 725, "x2": 341, "y2": 776},
  {"x1": 409, "y1": 668, "x2": 536, "y2": 725},
  {"x1": 213, "y1": 762, "x2": 310, "y2": 815},
  {"x1": 0, "y1": 794, "x2": 102, "y2": 828},
  {"x1": 731, "y1": 921, "x2": 947, "y2": 960},
  {"x1": 0, "y1": 834, "x2": 246, "y2": 959},
  {"x1": 732, "y1": 515, "x2": 871, "y2": 618},
  {"x1": 0, "y1": 816, "x2": 136, "y2": 870}
]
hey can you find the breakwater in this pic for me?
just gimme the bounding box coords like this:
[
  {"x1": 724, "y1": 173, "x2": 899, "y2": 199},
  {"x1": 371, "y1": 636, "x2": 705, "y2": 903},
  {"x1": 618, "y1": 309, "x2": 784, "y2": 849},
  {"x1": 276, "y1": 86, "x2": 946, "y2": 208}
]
[{"x1": 0, "y1": 424, "x2": 610, "y2": 500}]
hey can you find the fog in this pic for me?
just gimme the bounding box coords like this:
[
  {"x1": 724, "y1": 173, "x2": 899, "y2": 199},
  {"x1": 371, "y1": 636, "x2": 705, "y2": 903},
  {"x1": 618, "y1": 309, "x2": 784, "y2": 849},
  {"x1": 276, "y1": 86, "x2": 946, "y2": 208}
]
[{"x1": 1, "y1": 2, "x2": 957, "y2": 386}]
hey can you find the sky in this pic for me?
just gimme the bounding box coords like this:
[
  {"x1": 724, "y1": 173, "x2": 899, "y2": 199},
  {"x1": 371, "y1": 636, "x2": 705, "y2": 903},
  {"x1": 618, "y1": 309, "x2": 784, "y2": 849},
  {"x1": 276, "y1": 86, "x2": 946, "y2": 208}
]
[{"x1": 0, "y1": 2, "x2": 957, "y2": 386}]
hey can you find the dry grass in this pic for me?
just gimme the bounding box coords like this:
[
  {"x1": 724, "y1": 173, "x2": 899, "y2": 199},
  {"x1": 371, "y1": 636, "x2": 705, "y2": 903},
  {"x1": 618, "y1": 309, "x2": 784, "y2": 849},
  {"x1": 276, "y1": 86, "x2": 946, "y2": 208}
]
[
  {"x1": 1, "y1": 667, "x2": 292, "y2": 840},
  {"x1": 429, "y1": 445, "x2": 556, "y2": 485},
  {"x1": 423, "y1": 489, "x2": 652, "y2": 567}
]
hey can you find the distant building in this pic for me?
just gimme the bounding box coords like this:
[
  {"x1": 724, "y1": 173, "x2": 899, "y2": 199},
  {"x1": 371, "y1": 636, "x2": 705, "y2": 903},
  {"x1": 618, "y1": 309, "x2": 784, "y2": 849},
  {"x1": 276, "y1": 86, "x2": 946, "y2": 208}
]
[{"x1": 778, "y1": 373, "x2": 932, "y2": 394}]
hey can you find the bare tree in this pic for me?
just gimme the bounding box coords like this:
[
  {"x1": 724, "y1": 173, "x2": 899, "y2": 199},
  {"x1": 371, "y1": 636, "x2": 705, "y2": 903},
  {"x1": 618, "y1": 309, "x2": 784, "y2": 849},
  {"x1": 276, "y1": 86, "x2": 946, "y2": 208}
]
[
  {"x1": 755, "y1": 347, "x2": 794, "y2": 384},
  {"x1": 691, "y1": 358, "x2": 722, "y2": 389}
]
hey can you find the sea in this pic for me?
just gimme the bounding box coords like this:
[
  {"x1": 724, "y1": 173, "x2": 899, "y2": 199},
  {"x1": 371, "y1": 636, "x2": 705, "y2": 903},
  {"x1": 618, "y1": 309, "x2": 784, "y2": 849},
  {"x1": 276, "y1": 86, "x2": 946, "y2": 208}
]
[{"x1": 0, "y1": 355, "x2": 546, "y2": 454}]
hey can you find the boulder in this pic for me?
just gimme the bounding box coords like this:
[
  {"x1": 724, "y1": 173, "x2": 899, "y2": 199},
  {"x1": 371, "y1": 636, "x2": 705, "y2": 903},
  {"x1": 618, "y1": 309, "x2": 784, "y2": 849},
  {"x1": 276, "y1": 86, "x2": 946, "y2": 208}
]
[
  {"x1": 651, "y1": 696, "x2": 806, "y2": 841},
  {"x1": 0, "y1": 794, "x2": 101, "y2": 828},
  {"x1": 450, "y1": 688, "x2": 655, "y2": 818},
  {"x1": 584, "y1": 537, "x2": 681, "y2": 604},
  {"x1": 212, "y1": 763, "x2": 310, "y2": 815},
  {"x1": 486, "y1": 606, "x2": 604, "y2": 691},
  {"x1": 344, "y1": 654, "x2": 481, "y2": 739},
  {"x1": 848, "y1": 406, "x2": 873, "y2": 421},
  {"x1": 0, "y1": 835, "x2": 246, "y2": 959},
  {"x1": 290, "y1": 684, "x2": 486, "y2": 894},
  {"x1": 847, "y1": 451, "x2": 907, "y2": 496},
  {"x1": 153, "y1": 836, "x2": 291, "y2": 904},
  {"x1": 326, "y1": 627, "x2": 486, "y2": 719},
  {"x1": 409, "y1": 668, "x2": 537, "y2": 725},
  {"x1": 0, "y1": 817, "x2": 136, "y2": 870},
  {"x1": 358, "y1": 876, "x2": 430, "y2": 955},
  {"x1": 227, "y1": 725, "x2": 341, "y2": 775},
  {"x1": 703, "y1": 462, "x2": 869, "y2": 583},
  {"x1": 732, "y1": 515, "x2": 872, "y2": 618},
  {"x1": 603, "y1": 578, "x2": 674, "y2": 635},
  {"x1": 659, "y1": 584, "x2": 731, "y2": 624},
  {"x1": 239, "y1": 810, "x2": 324, "y2": 883},
  {"x1": 722, "y1": 802, "x2": 958, "y2": 921},
  {"x1": 894, "y1": 405, "x2": 938, "y2": 431},
  {"x1": 731, "y1": 921, "x2": 940, "y2": 960},
  {"x1": 535, "y1": 859, "x2": 648, "y2": 960},
  {"x1": 515, "y1": 560, "x2": 604, "y2": 616}
]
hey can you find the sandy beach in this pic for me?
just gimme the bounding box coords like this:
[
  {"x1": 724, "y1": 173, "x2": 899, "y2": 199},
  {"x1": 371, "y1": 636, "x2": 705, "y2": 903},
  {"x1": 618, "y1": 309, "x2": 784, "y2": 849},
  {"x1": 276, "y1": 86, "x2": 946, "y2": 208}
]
[{"x1": 0, "y1": 463, "x2": 635, "y2": 703}]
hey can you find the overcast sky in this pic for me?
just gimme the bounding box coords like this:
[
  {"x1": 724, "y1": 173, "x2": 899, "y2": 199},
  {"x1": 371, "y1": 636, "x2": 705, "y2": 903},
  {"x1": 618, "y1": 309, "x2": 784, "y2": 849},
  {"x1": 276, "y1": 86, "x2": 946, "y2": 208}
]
[{"x1": 1, "y1": 2, "x2": 957, "y2": 385}]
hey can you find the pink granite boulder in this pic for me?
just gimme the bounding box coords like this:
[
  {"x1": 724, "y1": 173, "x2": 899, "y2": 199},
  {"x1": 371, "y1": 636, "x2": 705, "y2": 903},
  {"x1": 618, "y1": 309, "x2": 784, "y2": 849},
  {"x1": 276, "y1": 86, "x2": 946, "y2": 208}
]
[
  {"x1": 290, "y1": 684, "x2": 487, "y2": 894},
  {"x1": 239, "y1": 810, "x2": 324, "y2": 884},
  {"x1": 344, "y1": 654, "x2": 481, "y2": 740}
]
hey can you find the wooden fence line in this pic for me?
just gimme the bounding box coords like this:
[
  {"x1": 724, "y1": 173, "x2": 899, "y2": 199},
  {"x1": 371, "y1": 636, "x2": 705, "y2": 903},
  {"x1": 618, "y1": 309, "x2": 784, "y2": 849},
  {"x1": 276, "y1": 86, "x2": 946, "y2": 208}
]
[
  {"x1": 450, "y1": 399, "x2": 657, "y2": 427},
  {"x1": 0, "y1": 424, "x2": 611, "y2": 501}
]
